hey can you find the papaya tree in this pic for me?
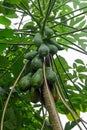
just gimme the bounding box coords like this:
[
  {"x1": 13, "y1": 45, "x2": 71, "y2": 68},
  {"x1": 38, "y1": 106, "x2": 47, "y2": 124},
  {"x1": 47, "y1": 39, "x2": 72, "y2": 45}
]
[{"x1": 0, "y1": 0, "x2": 87, "y2": 130}]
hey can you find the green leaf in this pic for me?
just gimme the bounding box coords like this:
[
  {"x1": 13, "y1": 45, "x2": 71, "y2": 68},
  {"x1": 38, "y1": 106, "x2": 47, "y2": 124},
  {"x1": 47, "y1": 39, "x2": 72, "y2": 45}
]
[
  {"x1": 54, "y1": 55, "x2": 69, "y2": 71},
  {"x1": 73, "y1": 62, "x2": 77, "y2": 68},
  {"x1": 19, "y1": 0, "x2": 29, "y2": 10},
  {"x1": 0, "y1": 2, "x2": 18, "y2": 18},
  {"x1": 11, "y1": 56, "x2": 24, "y2": 77},
  {"x1": 64, "y1": 120, "x2": 80, "y2": 130},
  {"x1": 78, "y1": 20, "x2": 86, "y2": 29},
  {"x1": 76, "y1": 65, "x2": 86, "y2": 72},
  {"x1": 0, "y1": 15, "x2": 11, "y2": 27},
  {"x1": 66, "y1": 109, "x2": 80, "y2": 121},
  {"x1": 85, "y1": 78, "x2": 87, "y2": 86},
  {"x1": 75, "y1": 59, "x2": 84, "y2": 65},
  {"x1": 66, "y1": 36, "x2": 76, "y2": 43},
  {"x1": 0, "y1": 44, "x2": 7, "y2": 52},
  {"x1": 70, "y1": 19, "x2": 75, "y2": 26},
  {"x1": 75, "y1": 16, "x2": 85, "y2": 24},
  {"x1": 0, "y1": 29, "x2": 21, "y2": 43},
  {"x1": 0, "y1": 29, "x2": 14, "y2": 38},
  {"x1": 0, "y1": 56, "x2": 9, "y2": 67},
  {"x1": 64, "y1": 122, "x2": 71, "y2": 130},
  {"x1": 0, "y1": 71, "x2": 13, "y2": 88},
  {"x1": 5, "y1": 0, "x2": 21, "y2": 5},
  {"x1": 79, "y1": 73, "x2": 86, "y2": 82},
  {"x1": 4, "y1": 107, "x2": 17, "y2": 129}
]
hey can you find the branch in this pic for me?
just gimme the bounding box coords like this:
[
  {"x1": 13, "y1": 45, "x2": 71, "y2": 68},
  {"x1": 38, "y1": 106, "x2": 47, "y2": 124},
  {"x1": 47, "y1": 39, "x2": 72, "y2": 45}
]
[
  {"x1": 37, "y1": 0, "x2": 43, "y2": 16},
  {"x1": 41, "y1": 0, "x2": 52, "y2": 34},
  {"x1": 0, "y1": 64, "x2": 26, "y2": 130}
]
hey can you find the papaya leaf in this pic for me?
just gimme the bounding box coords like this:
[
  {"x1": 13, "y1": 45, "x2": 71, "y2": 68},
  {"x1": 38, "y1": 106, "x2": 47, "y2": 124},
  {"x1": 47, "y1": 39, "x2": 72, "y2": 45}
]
[
  {"x1": 11, "y1": 56, "x2": 24, "y2": 78},
  {"x1": 64, "y1": 120, "x2": 80, "y2": 130},
  {"x1": 5, "y1": 0, "x2": 21, "y2": 5},
  {"x1": 75, "y1": 59, "x2": 84, "y2": 65},
  {"x1": 4, "y1": 107, "x2": 17, "y2": 129},
  {"x1": 0, "y1": 29, "x2": 14, "y2": 39},
  {"x1": 0, "y1": 15, "x2": 11, "y2": 27},
  {"x1": 76, "y1": 65, "x2": 86, "y2": 72},
  {"x1": 0, "y1": 56, "x2": 9, "y2": 67},
  {"x1": 0, "y1": 44, "x2": 7, "y2": 52},
  {"x1": 66, "y1": 109, "x2": 80, "y2": 121}
]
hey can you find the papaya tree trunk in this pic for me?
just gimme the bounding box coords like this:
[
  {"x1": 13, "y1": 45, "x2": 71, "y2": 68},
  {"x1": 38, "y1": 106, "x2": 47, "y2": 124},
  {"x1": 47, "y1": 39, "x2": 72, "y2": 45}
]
[{"x1": 43, "y1": 62, "x2": 63, "y2": 130}]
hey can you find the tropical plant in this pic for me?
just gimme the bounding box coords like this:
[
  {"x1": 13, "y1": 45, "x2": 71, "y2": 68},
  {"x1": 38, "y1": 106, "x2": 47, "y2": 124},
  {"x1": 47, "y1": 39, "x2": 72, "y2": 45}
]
[{"x1": 0, "y1": 0, "x2": 87, "y2": 130}]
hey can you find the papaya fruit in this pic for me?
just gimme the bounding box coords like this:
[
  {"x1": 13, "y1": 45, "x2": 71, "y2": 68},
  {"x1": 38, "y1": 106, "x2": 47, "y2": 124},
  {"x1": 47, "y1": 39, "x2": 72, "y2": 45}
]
[
  {"x1": 23, "y1": 22, "x2": 37, "y2": 30},
  {"x1": 29, "y1": 87, "x2": 40, "y2": 103},
  {"x1": 47, "y1": 44, "x2": 58, "y2": 54},
  {"x1": 51, "y1": 86, "x2": 59, "y2": 103},
  {"x1": 31, "y1": 56, "x2": 42, "y2": 71},
  {"x1": 30, "y1": 68, "x2": 43, "y2": 88},
  {"x1": 46, "y1": 67, "x2": 57, "y2": 84},
  {"x1": 24, "y1": 50, "x2": 37, "y2": 60},
  {"x1": 38, "y1": 44, "x2": 49, "y2": 57},
  {"x1": 19, "y1": 73, "x2": 32, "y2": 91},
  {"x1": 45, "y1": 26, "x2": 54, "y2": 37},
  {"x1": 49, "y1": 39, "x2": 64, "y2": 50},
  {"x1": 33, "y1": 33, "x2": 43, "y2": 47}
]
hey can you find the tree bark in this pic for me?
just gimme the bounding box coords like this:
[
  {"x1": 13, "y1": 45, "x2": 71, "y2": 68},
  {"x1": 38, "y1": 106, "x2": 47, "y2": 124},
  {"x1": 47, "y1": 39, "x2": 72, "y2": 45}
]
[
  {"x1": 43, "y1": 62, "x2": 63, "y2": 130},
  {"x1": 43, "y1": 83, "x2": 63, "y2": 130}
]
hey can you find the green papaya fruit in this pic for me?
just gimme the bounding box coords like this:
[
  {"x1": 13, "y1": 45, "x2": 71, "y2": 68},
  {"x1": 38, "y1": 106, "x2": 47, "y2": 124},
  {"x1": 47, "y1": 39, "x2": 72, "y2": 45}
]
[
  {"x1": 46, "y1": 67, "x2": 57, "y2": 84},
  {"x1": 19, "y1": 73, "x2": 32, "y2": 91},
  {"x1": 24, "y1": 50, "x2": 37, "y2": 60},
  {"x1": 30, "y1": 68, "x2": 43, "y2": 88},
  {"x1": 49, "y1": 40, "x2": 64, "y2": 50},
  {"x1": 29, "y1": 87, "x2": 40, "y2": 103},
  {"x1": 47, "y1": 44, "x2": 58, "y2": 54},
  {"x1": 31, "y1": 56, "x2": 42, "y2": 71},
  {"x1": 38, "y1": 44, "x2": 49, "y2": 57},
  {"x1": 45, "y1": 26, "x2": 54, "y2": 37},
  {"x1": 33, "y1": 33, "x2": 43, "y2": 47},
  {"x1": 23, "y1": 22, "x2": 37, "y2": 30}
]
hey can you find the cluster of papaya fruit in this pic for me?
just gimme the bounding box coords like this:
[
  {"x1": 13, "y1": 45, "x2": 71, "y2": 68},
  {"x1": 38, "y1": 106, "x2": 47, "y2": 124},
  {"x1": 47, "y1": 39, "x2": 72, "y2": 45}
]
[{"x1": 18, "y1": 26, "x2": 63, "y2": 104}]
